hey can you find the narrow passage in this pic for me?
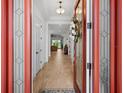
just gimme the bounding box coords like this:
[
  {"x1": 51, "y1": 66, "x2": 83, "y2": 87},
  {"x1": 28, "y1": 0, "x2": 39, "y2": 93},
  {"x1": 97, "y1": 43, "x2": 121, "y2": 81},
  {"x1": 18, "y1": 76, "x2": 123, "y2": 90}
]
[{"x1": 33, "y1": 49, "x2": 74, "y2": 93}]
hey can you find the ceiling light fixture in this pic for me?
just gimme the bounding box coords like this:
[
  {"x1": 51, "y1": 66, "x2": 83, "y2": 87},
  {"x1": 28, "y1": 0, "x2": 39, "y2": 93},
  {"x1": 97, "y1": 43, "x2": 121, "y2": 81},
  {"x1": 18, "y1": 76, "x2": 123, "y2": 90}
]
[{"x1": 56, "y1": 1, "x2": 65, "y2": 15}]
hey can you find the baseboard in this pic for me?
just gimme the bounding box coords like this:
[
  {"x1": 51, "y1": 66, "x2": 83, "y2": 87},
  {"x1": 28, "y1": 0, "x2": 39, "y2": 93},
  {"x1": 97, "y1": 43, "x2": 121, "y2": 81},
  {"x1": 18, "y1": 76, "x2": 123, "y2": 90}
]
[
  {"x1": 74, "y1": 81, "x2": 81, "y2": 93},
  {"x1": 36, "y1": 63, "x2": 47, "y2": 76},
  {"x1": 36, "y1": 69, "x2": 42, "y2": 76}
]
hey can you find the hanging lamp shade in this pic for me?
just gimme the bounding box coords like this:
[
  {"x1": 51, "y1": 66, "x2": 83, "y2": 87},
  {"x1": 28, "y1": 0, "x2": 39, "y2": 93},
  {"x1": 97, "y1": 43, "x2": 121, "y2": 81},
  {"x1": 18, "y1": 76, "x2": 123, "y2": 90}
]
[
  {"x1": 56, "y1": 0, "x2": 65, "y2": 15},
  {"x1": 56, "y1": 8, "x2": 65, "y2": 15}
]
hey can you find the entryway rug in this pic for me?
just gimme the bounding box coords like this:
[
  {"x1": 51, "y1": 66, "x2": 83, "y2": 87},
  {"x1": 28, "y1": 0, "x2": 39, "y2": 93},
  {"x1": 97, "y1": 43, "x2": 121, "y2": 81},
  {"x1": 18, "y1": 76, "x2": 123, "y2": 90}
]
[{"x1": 39, "y1": 88, "x2": 75, "y2": 93}]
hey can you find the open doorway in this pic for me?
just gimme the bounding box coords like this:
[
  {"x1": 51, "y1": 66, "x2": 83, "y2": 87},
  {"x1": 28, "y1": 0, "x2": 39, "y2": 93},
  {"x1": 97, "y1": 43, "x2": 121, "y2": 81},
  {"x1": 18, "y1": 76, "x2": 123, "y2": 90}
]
[
  {"x1": 51, "y1": 34, "x2": 63, "y2": 51},
  {"x1": 31, "y1": 0, "x2": 81, "y2": 93}
]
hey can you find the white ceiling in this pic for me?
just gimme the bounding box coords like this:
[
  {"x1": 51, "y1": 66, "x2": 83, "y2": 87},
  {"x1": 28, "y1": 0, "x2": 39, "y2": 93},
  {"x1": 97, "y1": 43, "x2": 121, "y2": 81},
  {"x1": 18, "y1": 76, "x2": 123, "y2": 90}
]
[
  {"x1": 33, "y1": 0, "x2": 75, "y2": 21},
  {"x1": 48, "y1": 24, "x2": 71, "y2": 36},
  {"x1": 33, "y1": 0, "x2": 75, "y2": 36}
]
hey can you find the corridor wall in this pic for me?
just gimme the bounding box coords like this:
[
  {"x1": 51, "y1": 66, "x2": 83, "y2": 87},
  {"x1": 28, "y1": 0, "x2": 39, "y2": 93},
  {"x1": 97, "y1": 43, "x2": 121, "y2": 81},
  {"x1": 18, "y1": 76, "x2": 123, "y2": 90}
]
[
  {"x1": 32, "y1": 2, "x2": 48, "y2": 79},
  {"x1": 68, "y1": 35, "x2": 75, "y2": 62}
]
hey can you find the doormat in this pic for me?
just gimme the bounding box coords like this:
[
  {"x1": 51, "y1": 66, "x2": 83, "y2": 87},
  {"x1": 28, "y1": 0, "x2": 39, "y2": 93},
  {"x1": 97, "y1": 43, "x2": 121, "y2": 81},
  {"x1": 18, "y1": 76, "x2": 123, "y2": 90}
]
[{"x1": 39, "y1": 88, "x2": 75, "y2": 93}]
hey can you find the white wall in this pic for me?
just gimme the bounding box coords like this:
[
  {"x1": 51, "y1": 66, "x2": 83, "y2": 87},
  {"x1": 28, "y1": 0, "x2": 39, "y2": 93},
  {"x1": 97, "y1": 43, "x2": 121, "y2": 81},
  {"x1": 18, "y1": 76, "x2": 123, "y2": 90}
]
[
  {"x1": 32, "y1": 3, "x2": 49, "y2": 79},
  {"x1": 63, "y1": 34, "x2": 74, "y2": 62},
  {"x1": 48, "y1": 31, "x2": 51, "y2": 57},
  {"x1": 68, "y1": 35, "x2": 75, "y2": 62},
  {"x1": 45, "y1": 23, "x2": 49, "y2": 62},
  {"x1": 63, "y1": 36, "x2": 69, "y2": 47}
]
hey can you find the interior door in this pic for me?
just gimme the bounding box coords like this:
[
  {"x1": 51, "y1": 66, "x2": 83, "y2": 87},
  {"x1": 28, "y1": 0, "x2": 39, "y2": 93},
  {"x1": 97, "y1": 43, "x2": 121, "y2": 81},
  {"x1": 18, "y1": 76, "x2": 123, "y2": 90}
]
[
  {"x1": 74, "y1": 0, "x2": 86, "y2": 93},
  {"x1": 92, "y1": 0, "x2": 122, "y2": 93},
  {"x1": 74, "y1": 0, "x2": 122, "y2": 93},
  {"x1": 75, "y1": 0, "x2": 83, "y2": 92}
]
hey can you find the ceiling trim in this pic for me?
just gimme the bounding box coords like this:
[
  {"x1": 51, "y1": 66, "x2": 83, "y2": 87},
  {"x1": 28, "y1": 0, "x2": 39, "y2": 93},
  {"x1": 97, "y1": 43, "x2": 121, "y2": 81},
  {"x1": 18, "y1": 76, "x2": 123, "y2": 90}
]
[{"x1": 47, "y1": 20, "x2": 71, "y2": 24}]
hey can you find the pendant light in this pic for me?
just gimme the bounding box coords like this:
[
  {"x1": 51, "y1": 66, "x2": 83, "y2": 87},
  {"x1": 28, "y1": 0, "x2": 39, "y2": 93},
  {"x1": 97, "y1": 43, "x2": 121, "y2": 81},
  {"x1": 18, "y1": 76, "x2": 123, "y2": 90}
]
[{"x1": 56, "y1": 0, "x2": 65, "y2": 15}]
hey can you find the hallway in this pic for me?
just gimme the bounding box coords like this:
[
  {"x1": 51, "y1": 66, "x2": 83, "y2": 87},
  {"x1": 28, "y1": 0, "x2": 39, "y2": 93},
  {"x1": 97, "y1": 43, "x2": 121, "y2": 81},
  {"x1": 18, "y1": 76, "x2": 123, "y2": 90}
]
[
  {"x1": 33, "y1": 49, "x2": 74, "y2": 93},
  {"x1": 1, "y1": 0, "x2": 122, "y2": 92}
]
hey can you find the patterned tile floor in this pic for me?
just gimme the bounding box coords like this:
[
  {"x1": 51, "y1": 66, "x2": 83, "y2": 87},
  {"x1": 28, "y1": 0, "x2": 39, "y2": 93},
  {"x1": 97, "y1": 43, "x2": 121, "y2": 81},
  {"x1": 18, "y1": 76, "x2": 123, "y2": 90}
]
[
  {"x1": 33, "y1": 49, "x2": 74, "y2": 93},
  {"x1": 39, "y1": 89, "x2": 75, "y2": 93}
]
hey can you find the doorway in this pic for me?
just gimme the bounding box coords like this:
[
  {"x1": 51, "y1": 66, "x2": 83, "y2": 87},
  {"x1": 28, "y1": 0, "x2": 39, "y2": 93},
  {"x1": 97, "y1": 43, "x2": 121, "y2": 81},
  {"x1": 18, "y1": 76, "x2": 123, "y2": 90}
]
[
  {"x1": 31, "y1": 0, "x2": 77, "y2": 92},
  {"x1": 1, "y1": 0, "x2": 122, "y2": 93}
]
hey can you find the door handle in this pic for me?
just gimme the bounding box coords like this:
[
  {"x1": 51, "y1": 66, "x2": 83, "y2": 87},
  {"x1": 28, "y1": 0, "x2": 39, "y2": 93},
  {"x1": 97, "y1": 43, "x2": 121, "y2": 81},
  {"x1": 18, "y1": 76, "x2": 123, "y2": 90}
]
[{"x1": 36, "y1": 51, "x2": 39, "y2": 54}]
